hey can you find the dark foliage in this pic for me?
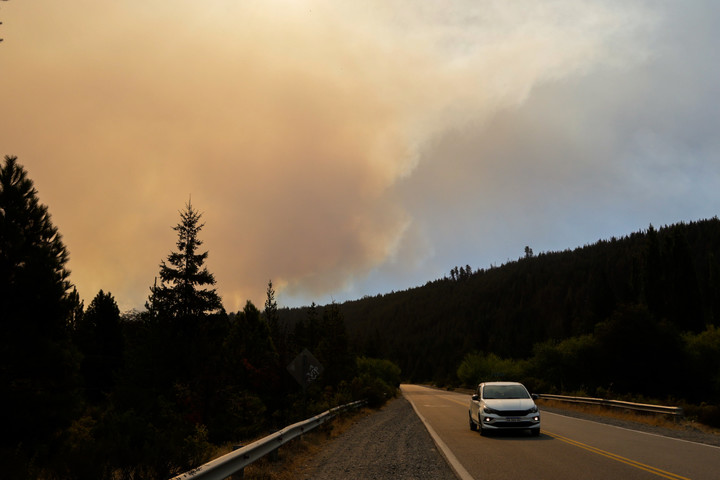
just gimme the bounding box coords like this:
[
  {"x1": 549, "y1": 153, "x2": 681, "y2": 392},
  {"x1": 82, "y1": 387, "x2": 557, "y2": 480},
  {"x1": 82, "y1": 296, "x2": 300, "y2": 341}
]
[
  {"x1": 333, "y1": 218, "x2": 720, "y2": 401},
  {"x1": 1, "y1": 160, "x2": 398, "y2": 479},
  {"x1": 316, "y1": 302, "x2": 357, "y2": 387},
  {"x1": 74, "y1": 290, "x2": 124, "y2": 404},
  {"x1": 0, "y1": 156, "x2": 82, "y2": 478}
]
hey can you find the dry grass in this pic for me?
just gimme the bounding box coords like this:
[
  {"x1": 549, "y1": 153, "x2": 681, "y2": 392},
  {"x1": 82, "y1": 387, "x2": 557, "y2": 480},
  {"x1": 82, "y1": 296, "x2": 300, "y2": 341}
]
[
  {"x1": 212, "y1": 407, "x2": 375, "y2": 480},
  {"x1": 537, "y1": 398, "x2": 720, "y2": 435}
]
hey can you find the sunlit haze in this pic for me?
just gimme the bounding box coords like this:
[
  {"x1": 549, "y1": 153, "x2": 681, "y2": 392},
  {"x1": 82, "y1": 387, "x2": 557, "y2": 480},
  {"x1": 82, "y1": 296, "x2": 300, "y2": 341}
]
[{"x1": 2, "y1": 1, "x2": 719, "y2": 312}]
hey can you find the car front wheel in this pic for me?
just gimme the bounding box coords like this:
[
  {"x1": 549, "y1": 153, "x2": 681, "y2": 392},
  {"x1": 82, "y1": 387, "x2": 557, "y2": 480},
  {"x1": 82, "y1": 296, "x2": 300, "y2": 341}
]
[{"x1": 469, "y1": 412, "x2": 477, "y2": 431}]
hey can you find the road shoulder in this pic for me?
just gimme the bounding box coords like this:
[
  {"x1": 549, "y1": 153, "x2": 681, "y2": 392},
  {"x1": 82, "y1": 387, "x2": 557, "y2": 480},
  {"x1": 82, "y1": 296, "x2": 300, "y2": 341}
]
[{"x1": 297, "y1": 396, "x2": 458, "y2": 480}]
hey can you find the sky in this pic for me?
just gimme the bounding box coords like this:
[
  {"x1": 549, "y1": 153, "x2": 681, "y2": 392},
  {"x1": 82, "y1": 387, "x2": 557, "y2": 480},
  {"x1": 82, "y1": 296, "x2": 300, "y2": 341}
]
[{"x1": 1, "y1": 1, "x2": 719, "y2": 313}]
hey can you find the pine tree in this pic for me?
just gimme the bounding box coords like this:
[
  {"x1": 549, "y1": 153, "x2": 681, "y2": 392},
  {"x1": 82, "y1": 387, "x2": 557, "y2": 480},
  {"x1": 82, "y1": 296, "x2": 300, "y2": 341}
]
[
  {"x1": 147, "y1": 200, "x2": 223, "y2": 319},
  {"x1": 264, "y1": 280, "x2": 281, "y2": 346},
  {"x1": 136, "y1": 201, "x2": 226, "y2": 462},
  {"x1": 317, "y1": 302, "x2": 355, "y2": 386},
  {"x1": 75, "y1": 290, "x2": 124, "y2": 403},
  {"x1": 293, "y1": 302, "x2": 321, "y2": 351},
  {"x1": 0, "y1": 155, "x2": 81, "y2": 469}
]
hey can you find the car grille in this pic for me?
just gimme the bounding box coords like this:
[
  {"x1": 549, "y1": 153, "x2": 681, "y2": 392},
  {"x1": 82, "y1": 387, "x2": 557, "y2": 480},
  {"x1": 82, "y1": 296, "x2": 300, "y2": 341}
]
[
  {"x1": 494, "y1": 421, "x2": 536, "y2": 428},
  {"x1": 497, "y1": 409, "x2": 533, "y2": 417}
]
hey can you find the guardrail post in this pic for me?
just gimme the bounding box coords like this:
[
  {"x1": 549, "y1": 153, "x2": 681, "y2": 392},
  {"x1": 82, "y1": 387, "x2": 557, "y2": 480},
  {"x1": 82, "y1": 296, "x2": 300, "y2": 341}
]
[
  {"x1": 674, "y1": 407, "x2": 685, "y2": 423},
  {"x1": 230, "y1": 445, "x2": 245, "y2": 479}
]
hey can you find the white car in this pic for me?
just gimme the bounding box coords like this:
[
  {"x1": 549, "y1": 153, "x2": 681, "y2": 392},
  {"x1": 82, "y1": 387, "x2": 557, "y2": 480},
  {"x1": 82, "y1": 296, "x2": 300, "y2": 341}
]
[{"x1": 469, "y1": 381, "x2": 541, "y2": 436}]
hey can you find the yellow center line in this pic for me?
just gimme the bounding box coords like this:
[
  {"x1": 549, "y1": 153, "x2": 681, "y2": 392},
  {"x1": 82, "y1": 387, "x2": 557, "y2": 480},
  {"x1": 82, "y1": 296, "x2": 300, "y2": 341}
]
[
  {"x1": 419, "y1": 392, "x2": 690, "y2": 480},
  {"x1": 544, "y1": 431, "x2": 691, "y2": 480}
]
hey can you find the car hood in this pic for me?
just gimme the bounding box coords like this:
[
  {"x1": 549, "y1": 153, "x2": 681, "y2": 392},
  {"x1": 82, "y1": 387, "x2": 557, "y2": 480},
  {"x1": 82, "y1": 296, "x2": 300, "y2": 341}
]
[{"x1": 484, "y1": 398, "x2": 536, "y2": 411}]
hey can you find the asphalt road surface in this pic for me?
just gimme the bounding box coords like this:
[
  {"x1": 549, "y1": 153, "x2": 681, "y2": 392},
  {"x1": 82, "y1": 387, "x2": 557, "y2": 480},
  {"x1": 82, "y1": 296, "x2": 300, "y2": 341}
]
[{"x1": 401, "y1": 384, "x2": 720, "y2": 480}]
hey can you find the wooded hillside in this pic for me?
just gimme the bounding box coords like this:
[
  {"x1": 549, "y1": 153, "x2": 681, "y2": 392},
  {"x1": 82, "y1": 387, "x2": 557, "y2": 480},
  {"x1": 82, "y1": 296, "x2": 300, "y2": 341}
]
[{"x1": 318, "y1": 219, "x2": 720, "y2": 405}]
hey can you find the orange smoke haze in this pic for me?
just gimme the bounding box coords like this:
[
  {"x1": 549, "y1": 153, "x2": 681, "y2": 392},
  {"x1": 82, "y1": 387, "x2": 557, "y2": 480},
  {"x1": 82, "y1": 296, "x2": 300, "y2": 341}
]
[{"x1": 5, "y1": 1, "x2": 703, "y2": 312}]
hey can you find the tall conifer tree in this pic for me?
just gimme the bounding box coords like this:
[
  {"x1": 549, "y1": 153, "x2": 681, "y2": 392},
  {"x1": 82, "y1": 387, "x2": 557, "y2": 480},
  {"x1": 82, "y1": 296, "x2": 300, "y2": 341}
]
[
  {"x1": 264, "y1": 280, "x2": 280, "y2": 344},
  {"x1": 147, "y1": 200, "x2": 223, "y2": 319},
  {"x1": 0, "y1": 155, "x2": 81, "y2": 469}
]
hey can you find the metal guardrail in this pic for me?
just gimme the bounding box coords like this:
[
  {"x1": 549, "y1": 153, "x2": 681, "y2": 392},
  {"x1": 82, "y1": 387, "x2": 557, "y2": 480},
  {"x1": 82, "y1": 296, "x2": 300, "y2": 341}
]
[
  {"x1": 169, "y1": 399, "x2": 366, "y2": 480},
  {"x1": 537, "y1": 394, "x2": 684, "y2": 417}
]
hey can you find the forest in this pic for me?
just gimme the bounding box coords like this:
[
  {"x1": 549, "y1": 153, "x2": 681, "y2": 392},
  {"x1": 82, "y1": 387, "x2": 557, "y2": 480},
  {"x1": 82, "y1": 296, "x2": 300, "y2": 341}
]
[
  {"x1": 0, "y1": 157, "x2": 399, "y2": 480},
  {"x1": 3, "y1": 154, "x2": 720, "y2": 479},
  {"x1": 332, "y1": 214, "x2": 720, "y2": 424}
]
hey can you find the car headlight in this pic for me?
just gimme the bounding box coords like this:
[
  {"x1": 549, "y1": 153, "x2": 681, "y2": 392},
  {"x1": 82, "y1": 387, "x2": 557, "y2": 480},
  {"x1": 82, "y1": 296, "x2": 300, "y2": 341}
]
[
  {"x1": 530, "y1": 405, "x2": 538, "y2": 413},
  {"x1": 483, "y1": 406, "x2": 499, "y2": 414}
]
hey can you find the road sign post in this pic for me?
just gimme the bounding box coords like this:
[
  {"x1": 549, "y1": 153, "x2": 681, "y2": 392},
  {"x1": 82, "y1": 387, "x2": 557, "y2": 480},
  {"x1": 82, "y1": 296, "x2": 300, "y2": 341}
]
[
  {"x1": 287, "y1": 348, "x2": 324, "y2": 389},
  {"x1": 287, "y1": 348, "x2": 324, "y2": 417}
]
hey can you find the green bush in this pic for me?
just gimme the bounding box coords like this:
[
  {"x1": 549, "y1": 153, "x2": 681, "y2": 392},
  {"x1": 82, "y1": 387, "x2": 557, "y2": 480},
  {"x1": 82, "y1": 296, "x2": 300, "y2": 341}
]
[
  {"x1": 351, "y1": 374, "x2": 393, "y2": 407},
  {"x1": 357, "y1": 357, "x2": 401, "y2": 387},
  {"x1": 457, "y1": 352, "x2": 524, "y2": 387},
  {"x1": 352, "y1": 357, "x2": 401, "y2": 407}
]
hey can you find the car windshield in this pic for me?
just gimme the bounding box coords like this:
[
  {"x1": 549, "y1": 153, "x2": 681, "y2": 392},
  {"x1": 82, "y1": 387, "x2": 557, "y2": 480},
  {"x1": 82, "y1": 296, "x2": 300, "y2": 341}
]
[{"x1": 483, "y1": 385, "x2": 530, "y2": 399}]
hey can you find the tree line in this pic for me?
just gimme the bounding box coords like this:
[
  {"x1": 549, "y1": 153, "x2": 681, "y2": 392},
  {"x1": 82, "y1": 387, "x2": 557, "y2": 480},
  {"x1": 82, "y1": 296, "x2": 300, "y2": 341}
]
[
  {"x1": 334, "y1": 217, "x2": 720, "y2": 426},
  {"x1": 5, "y1": 153, "x2": 720, "y2": 477},
  {"x1": 0, "y1": 156, "x2": 400, "y2": 480}
]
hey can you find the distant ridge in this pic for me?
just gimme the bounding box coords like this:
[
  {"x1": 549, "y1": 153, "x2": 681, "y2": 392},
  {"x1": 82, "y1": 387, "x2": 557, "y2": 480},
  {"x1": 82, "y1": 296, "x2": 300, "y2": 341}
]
[{"x1": 282, "y1": 217, "x2": 720, "y2": 384}]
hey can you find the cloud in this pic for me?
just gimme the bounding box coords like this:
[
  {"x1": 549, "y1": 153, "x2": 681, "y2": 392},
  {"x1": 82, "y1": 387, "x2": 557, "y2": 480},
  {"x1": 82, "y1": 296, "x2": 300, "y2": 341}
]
[
  {"x1": 0, "y1": 0, "x2": 669, "y2": 310},
  {"x1": 388, "y1": 1, "x2": 720, "y2": 281}
]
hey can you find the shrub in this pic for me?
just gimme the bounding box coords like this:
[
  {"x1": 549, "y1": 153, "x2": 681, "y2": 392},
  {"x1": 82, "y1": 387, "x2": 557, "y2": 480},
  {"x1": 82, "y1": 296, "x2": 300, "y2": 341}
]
[
  {"x1": 457, "y1": 352, "x2": 524, "y2": 387},
  {"x1": 352, "y1": 357, "x2": 401, "y2": 407}
]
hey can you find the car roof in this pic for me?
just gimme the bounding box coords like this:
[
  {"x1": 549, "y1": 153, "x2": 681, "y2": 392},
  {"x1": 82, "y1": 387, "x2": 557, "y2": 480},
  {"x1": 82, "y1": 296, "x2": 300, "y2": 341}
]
[{"x1": 478, "y1": 381, "x2": 524, "y2": 387}]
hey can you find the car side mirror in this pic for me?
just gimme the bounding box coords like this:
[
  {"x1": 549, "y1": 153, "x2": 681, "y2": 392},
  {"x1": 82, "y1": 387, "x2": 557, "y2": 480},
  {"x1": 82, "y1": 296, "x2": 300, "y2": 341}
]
[
  {"x1": 531, "y1": 394, "x2": 539, "y2": 400},
  {"x1": 472, "y1": 394, "x2": 479, "y2": 401}
]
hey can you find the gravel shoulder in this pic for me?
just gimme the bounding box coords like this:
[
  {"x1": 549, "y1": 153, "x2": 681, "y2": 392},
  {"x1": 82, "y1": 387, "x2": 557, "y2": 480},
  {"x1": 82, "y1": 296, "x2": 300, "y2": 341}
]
[
  {"x1": 295, "y1": 391, "x2": 720, "y2": 480},
  {"x1": 297, "y1": 396, "x2": 458, "y2": 480}
]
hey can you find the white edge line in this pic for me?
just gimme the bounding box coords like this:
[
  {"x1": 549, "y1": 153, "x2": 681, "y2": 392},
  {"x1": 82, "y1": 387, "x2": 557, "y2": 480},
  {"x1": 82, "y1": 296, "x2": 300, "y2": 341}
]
[
  {"x1": 542, "y1": 410, "x2": 720, "y2": 450},
  {"x1": 439, "y1": 390, "x2": 720, "y2": 451},
  {"x1": 402, "y1": 390, "x2": 476, "y2": 480}
]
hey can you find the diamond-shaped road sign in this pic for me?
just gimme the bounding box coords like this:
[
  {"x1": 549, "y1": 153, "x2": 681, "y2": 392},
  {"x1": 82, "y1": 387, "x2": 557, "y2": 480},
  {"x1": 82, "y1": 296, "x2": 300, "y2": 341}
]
[{"x1": 287, "y1": 348, "x2": 324, "y2": 389}]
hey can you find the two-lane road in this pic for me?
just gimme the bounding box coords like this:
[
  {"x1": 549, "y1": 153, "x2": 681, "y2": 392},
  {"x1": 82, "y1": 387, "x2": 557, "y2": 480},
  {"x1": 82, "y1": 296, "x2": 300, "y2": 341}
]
[{"x1": 401, "y1": 384, "x2": 720, "y2": 480}]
